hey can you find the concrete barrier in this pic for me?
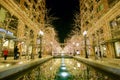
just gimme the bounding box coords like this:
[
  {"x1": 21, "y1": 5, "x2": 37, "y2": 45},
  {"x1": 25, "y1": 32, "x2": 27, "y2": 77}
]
[
  {"x1": 73, "y1": 56, "x2": 120, "y2": 76},
  {"x1": 0, "y1": 56, "x2": 53, "y2": 80}
]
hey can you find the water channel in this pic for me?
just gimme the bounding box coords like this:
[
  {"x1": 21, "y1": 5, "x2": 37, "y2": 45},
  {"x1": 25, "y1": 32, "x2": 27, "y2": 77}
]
[{"x1": 16, "y1": 58, "x2": 119, "y2": 80}]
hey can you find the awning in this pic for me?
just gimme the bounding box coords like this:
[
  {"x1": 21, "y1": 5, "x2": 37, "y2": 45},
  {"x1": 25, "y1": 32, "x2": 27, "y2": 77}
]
[
  {"x1": 0, "y1": 28, "x2": 16, "y2": 40},
  {"x1": 5, "y1": 34, "x2": 16, "y2": 39}
]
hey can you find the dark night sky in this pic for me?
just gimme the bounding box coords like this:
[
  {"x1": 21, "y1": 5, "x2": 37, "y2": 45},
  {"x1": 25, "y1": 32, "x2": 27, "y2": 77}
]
[{"x1": 46, "y1": 0, "x2": 79, "y2": 43}]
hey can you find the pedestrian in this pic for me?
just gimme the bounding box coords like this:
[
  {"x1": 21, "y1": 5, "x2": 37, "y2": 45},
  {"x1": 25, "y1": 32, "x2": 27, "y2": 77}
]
[
  {"x1": 95, "y1": 51, "x2": 98, "y2": 60},
  {"x1": 3, "y1": 48, "x2": 8, "y2": 60},
  {"x1": 14, "y1": 46, "x2": 19, "y2": 60},
  {"x1": 99, "y1": 51, "x2": 102, "y2": 58},
  {"x1": 38, "y1": 51, "x2": 41, "y2": 58}
]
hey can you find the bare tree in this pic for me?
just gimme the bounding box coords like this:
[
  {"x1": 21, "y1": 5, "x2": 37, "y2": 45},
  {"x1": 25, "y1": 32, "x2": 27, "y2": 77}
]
[
  {"x1": 71, "y1": 12, "x2": 81, "y2": 35},
  {"x1": 45, "y1": 9, "x2": 59, "y2": 28}
]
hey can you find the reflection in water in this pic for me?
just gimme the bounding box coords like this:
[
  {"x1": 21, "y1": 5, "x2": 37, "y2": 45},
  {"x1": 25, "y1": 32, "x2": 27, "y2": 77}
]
[
  {"x1": 16, "y1": 59, "x2": 118, "y2": 80},
  {"x1": 64, "y1": 59, "x2": 117, "y2": 80},
  {"x1": 17, "y1": 59, "x2": 61, "y2": 80},
  {"x1": 54, "y1": 58, "x2": 72, "y2": 80}
]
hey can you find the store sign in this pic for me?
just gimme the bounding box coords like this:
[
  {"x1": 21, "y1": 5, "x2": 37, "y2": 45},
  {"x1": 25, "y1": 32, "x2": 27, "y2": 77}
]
[
  {"x1": 0, "y1": 28, "x2": 6, "y2": 33},
  {"x1": 0, "y1": 28, "x2": 13, "y2": 35}
]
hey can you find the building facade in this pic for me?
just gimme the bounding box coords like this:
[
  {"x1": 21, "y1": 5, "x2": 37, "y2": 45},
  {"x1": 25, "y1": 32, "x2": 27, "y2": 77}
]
[
  {"x1": 80, "y1": 0, "x2": 120, "y2": 58},
  {"x1": 0, "y1": 0, "x2": 46, "y2": 58}
]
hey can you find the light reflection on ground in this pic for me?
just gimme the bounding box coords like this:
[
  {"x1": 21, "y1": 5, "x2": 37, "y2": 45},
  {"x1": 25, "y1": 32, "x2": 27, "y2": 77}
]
[{"x1": 11, "y1": 58, "x2": 120, "y2": 80}]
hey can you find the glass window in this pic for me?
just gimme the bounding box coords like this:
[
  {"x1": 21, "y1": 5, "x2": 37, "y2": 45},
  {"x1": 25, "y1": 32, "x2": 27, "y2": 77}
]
[
  {"x1": 110, "y1": 20, "x2": 117, "y2": 29},
  {"x1": 3, "y1": 40, "x2": 8, "y2": 47},
  {"x1": 9, "y1": 40, "x2": 14, "y2": 49},
  {"x1": 115, "y1": 42, "x2": 120, "y2": 57}
]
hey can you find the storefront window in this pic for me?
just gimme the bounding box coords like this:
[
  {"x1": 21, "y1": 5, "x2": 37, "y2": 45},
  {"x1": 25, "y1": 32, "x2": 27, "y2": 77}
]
[
  {"x1": 101, "y1": 45, "x2": 107, "y2": 57},
  {"x1": 3, "y1": 40, "x2": 8, "y2": 47},
  {"x1": 115, "y1": 42, "x2": 120, "y2": 57},
  {"x1": 28, "y1": 46, "x2": 32, "y2": 54},
  {"x1": 9, "y1": 40, "x2": 14, "y2": 49}
]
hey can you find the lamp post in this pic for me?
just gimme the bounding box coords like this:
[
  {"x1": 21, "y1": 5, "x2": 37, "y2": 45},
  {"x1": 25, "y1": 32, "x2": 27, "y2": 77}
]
[
  {"x1": 83, "y1": 31, "x2": 88, "y2": 58},
  {"x1": 39, "y1": 30, "x2": 44, "y2": 58},
  {"x1": 72, "y1": 42, "x2": 76, "y2": 56},
  {"x1": 50, "y1": 42, "x2": 53, "y2": 56}
]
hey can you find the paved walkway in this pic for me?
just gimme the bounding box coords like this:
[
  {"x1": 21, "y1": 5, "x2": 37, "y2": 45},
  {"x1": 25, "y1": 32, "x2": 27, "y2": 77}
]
[
  {"x1": 77, "y1": 55, "x2": 120, "y2": 67},
  {"x1": 0, "y1": 55, "x2": 44, "y2": 69},
  {"x1": 0, "y1": 55, "x2": 120, "y2": 69}
]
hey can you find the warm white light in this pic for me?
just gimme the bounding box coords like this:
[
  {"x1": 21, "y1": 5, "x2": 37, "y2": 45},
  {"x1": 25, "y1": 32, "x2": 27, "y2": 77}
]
[
  {"x1": 76, "y1": 51, "x2": 80, "y2": 54},
  {"x1": 50, "y1": 67, "x2": 52, "y2": 70},
  {"x1": 61, "y1": 67, "x2": 67, "y2": 70},
  {"x1": 61, "y1": 63, "x2": 65, "y2": 66},
  {"x1": 61, "y1": 72, "x2": 69, "y2": 77},
  {"x1": 6, "y1": 64, "x2": 10, "y2": 67},
  {"x1": 72, "y1": 42, "x2": 75, "y2": 45},
  {"x1": 61, "y1": 53, "x2": 64, "y2": 56},
  {"x1": 70, "y1": 62, "x2": 72, "y2": 64},
  {"x1": 18, "y1": 61, "x2": 23, "y2": 64},
  {"x1": 50, "y1": 42, "x2": 53, "y2": 44},
  {"x1": 21, "y1": 42, "x2": 24, "y2": 44},
  {"x1": 104, "y1": 47, "x2": 106, "y2": 50},
  {"x1": 0, "y1": 65, "x2": 5, "y2": 68},
  {"x1": 83, "y1": 31, "x2": 87, "y2": 36},
  {"x1": 76, "y1": 43, "x2": 79, "y2": 46},
  {"x1": 77, "y1": 63, "x2": 81, "y2": 67},
  {"x1": 74, "y1": 67, "x2": 76, "y2": 70},
  {"x1": 39, "y1": 30, "x2": 44, "y2": 35}
]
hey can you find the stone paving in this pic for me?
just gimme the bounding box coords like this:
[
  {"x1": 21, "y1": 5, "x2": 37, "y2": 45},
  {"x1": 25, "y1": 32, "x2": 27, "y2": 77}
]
[
  {"x1": 78, "y1": 55, "x2": 120, "y2": 68},
  {"x1": 0, "y1": 55, "x2": 120, "y2": 67},
  {"x1": 73, "y1": 56, "x2": 120, "y2": 76}
]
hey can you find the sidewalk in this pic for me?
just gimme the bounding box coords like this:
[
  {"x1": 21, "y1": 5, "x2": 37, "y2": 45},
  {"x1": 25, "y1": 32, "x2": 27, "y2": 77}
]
[
  {"x1": 0, "y1": 56, "x2": 53, "y2": 80},
  {"x1": 74, "y1": 56, "x2": 120, "y2": 76},
  {"x1": 0, "y1": 55, "x2": 51, "y2": 63},
  {"x1": 97, "y1": 58, "x2": 120, "y2": 68},
  {"x1": 78, "y1": 55, "x2": 120, "y2": 67},
  {"x1": 0, "y1": 56, "x2": 33, "y2": 62},
  {"x1": 0, "y1": 55, "x2": 51, "y2": 70}
]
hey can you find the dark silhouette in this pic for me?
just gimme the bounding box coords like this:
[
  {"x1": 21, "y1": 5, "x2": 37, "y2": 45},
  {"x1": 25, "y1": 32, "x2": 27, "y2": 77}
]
[
  {"x1": 95, "y1": 51, "x2": 98, "y2": 60},
  {"x1": 99, "y1": 51, "x2": 102, "y2": 58},
  {"x1": 38, "y1": 51, "x2": 41, "y2": 58},
  {"x1": 3, "y1": 48, "x2": 8, "y2": 60},
  {"x1": 14, "y1": 46, "x2": 19, "y2": 60}
]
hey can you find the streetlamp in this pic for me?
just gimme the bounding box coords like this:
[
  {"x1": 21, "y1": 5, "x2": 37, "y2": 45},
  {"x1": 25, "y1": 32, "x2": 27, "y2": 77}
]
[
  {"x1": 72, "y1": 42, "x2": 76, "y2": 56},
  {"x1": 83, "y1": 30, "x2": 88, "y2": 58},
  {"x1": 38, "y1": 30, "x2": 44, "y2": 58}
]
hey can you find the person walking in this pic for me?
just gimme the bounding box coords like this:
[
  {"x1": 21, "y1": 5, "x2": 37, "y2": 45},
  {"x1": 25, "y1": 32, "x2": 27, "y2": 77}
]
[
  {"x1": 14, "y1": 46, "x2": 19, "y2": 60},
  {"x1": 3, "y1": 48, "x2": 8, "y2": 60}
]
